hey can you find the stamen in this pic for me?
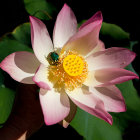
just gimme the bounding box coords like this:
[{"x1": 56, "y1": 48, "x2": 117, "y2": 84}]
[{"x1": 48, "y1": 50, "x2": 88, "y2": 91}]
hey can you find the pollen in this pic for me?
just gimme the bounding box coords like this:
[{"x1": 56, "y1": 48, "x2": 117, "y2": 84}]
[
  {"x1": 63, "y1": 55, "x2": 84, "y2": 76},
  {"x1": 48, "y1": 50, "x2": 88, "y2": 91}
]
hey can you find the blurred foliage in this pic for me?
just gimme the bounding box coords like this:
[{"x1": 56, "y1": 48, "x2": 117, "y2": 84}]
[
  {"x1": 0, "y1": 87, "x2": 15, "y2": 127},
  {"x1": 0, "y1": 3, "x2": 139, "y2": 140},
  {"x1": 71, "y1": 108, "x2": 122, "y2": 140},
  {"x1": 0, "y1": 23, "x2": 32, "y2": 62},
  {"x1": 100, "y1": 22, "x2": 130, "y2": 41},
  {"x1": 12, "y1": 23, "x2": 31, "y2": 46},
  {"x1": 0, "y1": 70, "x2": 4, "y2": 87},
  {"x1": 24, "y1": 0, "x2": 57, "y2": 20}
]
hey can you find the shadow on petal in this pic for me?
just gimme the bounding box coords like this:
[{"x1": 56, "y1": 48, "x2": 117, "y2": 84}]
[
  {"x1": 14, "y1": 52, "x2": 40, "y2": 73},
  {"x1": 59, "y1": 99, "x2": 77, "y2": 128}
]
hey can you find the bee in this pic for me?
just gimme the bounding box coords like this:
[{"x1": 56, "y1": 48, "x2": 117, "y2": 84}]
[{"x1": 47, "y1": 52, "x2": 59, "y2": 65}]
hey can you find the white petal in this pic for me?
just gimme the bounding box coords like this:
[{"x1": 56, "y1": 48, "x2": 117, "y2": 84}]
[
  {"x1": 39, "y1": 88, "x2": 70, "y2": 125},
  {"x1": 86, "y1": 47, "x2": 136, "y2": 71},
  {"x1": 0, "y1": 51, "x2": 40, "y2": 84},
  {"x1": 66, "y1": 86, "x2": 113, "y2": 124},
  {"x1": 53, "y1": 4, "x2": 77, "y2": 48},
  {"x1": 84, "y1": 68, "x2": 138, "y2": 87},
  {"x1": 30, "y1": 16, "x2": 53, "y2": 65},
  {"x1": 61, "y1": 15, "x2": 102, "y2": 56},
  {"x1": 89, "y1": 86, "x2": 126, "y2": 112},
  {"x1": 33, "y1": 64, "x2": 53, "y2": 90}
]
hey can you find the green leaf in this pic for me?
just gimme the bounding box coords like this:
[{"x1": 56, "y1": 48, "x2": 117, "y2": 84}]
[
  {"x1": 125, "y1": 41, "x2": 139, "y2": 76},
  {"x1": 100, "y1": 22, "x2": 130, "y2": 41},
  {"x1": 0, "y1": 70, "x2": 4, "y2": 86},
  {"x1": 114, "y1": 63, "x2": 140, "y2": 124},
  {"x1": 126, "y1": 64, "x2": 138, "y2": 76},
  {"x1": 71, "y1": 108, "x2": 122, "y2": 140},
  {"x1": 118, "y1": 81, "x2": 140, "y2": 119},
  {"x1": 0, "y1": 38, "x2": 32, "y2": 62},
  {"x1": 78, "y1": 20, "x2": 86, "y2": 28},
  {"x1": 0, "y1": 87, "x2": 15, "y2": 126},
  {"x1": 12, "y1": 23, "x2": 31, "y2": 46},
  {"x1": 24, "y1": 0, "x2": 57, "y2": 20},
  {"x1": 0, "y1": 23, "x2": 33, "y2": 62}
]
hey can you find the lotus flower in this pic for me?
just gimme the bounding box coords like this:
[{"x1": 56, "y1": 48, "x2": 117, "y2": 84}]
[{"x1": 0, "y1": 4, "x2": 138, "y2": 127}]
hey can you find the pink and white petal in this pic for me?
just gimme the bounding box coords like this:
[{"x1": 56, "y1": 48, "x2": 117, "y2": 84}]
[
  {"x1": 61, "y1": 17, "x2": 102, "y2": 57},
  {"x1": 86, "y1": 47, "x2": 136, "y2": 71},
  {"x1": 79, "y1": 11, "x2": 102, "y2": 30},
  {"x1": 59, "y1": 99, "x2": 77, "y2": 128},
  {"x1": 89, "y1": 86, "x2": 126, "y2": 112},
  {"x1": 93, "y1": 40, "x2": 105, "y2": 52},
  {"x1": 84, "y1": 71, "x2": 98, "y2": 87},
  {"x1": 0, "y1": 51, "x2": 40, "y2": 84},
  {"x1": 86, "y1": 40, "x2": 105, "y2": 58},
  {"x1": 74, "y1": 99, "x2": 113, "y2": 125},
  {"x1": 39, "y1": 88, "x2": 70, "y2": 125},
  {"x1": 53, "y1": 4, "x2": 77, "y2": 49},
  {"x1": 94, "y1": 68, "x2": 139, "y2": 87},
  {"x1": 84, "y1": 68, "x2": 139, "y2": 87},
  {"x1": 33, "y1": 64, "x2": 53, "y2": 90},
  {"x1": 30, "y1": 16, "x2": 53, "y2": 65},
  {"x1": 66, "y1": 86, "x2": 113, "y2": 125}
]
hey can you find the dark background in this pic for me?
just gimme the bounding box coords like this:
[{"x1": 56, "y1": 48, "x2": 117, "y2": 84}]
[{"x1": 0, "y1": 0, "x2": 140, "y2": 140}]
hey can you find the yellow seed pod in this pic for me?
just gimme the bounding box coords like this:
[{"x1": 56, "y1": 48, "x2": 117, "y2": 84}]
[{"x1": 63, "y1": 55, "x2": 84, "y2": 76}]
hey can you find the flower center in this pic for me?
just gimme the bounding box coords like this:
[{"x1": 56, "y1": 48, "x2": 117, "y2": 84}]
[
  {"x1": 48, "y1": 50, "x2": 88, "y2": 91},
  {"x1": 63, "y1": 55, "x2": 84, "y2": 76}
]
